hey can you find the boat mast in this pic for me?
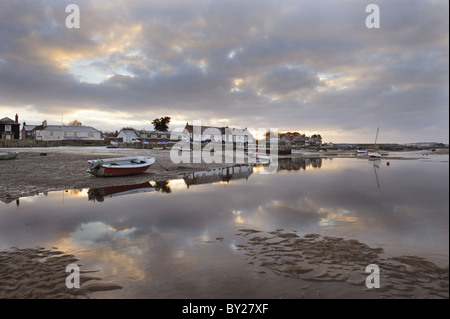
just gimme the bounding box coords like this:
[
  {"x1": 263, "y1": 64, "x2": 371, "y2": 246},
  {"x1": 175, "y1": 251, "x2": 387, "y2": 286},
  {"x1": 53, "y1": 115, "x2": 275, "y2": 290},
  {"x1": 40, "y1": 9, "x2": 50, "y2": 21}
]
[
  {"x1": 373, "y1": 127, "x2": 379, "y2": 150},
  {"x1": 61, "y1": 114, "x2": 64, "y2": 140}
]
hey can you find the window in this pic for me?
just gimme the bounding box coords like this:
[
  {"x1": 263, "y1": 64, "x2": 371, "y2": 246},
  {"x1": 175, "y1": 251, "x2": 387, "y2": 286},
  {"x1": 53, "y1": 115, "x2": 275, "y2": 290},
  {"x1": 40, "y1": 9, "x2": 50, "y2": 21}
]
[
  {"x1": 5, "y1": 125, "x2": 11, "y2": 131},
  {"x1": 88, "y1": 132, "x2": 94, "y2": 138},
  {"x1": 50, "y1": 131, "x2": 54, "y2": 136}
]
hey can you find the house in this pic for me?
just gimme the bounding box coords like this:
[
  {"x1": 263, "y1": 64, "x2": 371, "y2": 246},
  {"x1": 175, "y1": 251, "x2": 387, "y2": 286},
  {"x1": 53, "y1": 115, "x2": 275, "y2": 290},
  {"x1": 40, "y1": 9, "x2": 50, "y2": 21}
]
[
  {"x1": 21, "y1": 122, "x2": 38, "y2": 139},
  {"x1": 117, "y1": 128, "x2": 140, "y2": 143},
  {"x1": 0, "y1": 114, "x2": 20, "y2": 139},
  {"x1": 183, "y1": 123, "x2": 255, "y2": 145},
  {"x1": 33, "y1": 120, "x2": 102, "y2": 141},
  {"x1": 138, "y1": 130, "x2": 172, "y2": 142},
  {"x1": 276, "y1": 132, "x2": 309, "y2": 145},
  {"x1": 306, "y1": 134, "x2": 322, "y2": 147}
]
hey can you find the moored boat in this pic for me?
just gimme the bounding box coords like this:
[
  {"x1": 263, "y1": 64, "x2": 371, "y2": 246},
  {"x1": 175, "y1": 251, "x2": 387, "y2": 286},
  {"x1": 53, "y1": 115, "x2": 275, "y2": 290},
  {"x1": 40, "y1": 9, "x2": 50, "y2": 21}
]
[
  {"x1": 368, "y1": 151, "x2": 381, "y2": 158},
  {"x1": 0, "y1": 151, "x2": 18, "y2": 160},
  {"x1": 87, "y1": 156, "x2": 155, "y2": 177},
  {"x1": 368, "y1": 127, "x2": 382, "y2": 158}
]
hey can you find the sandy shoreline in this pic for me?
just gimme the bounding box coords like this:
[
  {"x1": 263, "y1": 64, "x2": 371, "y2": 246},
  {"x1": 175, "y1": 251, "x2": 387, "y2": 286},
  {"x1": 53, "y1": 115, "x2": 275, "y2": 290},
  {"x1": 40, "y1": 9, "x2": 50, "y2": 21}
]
[
  {"x1": 0, "y1": 147, "x2": 239, "y2": 203},
  {"x1": 0, "y1": 247, "x2": 123, "y2": 298}
]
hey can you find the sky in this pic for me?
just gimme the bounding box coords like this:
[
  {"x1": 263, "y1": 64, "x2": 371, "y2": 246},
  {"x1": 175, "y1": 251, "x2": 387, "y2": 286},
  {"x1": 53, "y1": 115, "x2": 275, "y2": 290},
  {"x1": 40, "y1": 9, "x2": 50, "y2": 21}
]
[{"x1": 0, "y1": 0, "x2": 448, "y2": 143}]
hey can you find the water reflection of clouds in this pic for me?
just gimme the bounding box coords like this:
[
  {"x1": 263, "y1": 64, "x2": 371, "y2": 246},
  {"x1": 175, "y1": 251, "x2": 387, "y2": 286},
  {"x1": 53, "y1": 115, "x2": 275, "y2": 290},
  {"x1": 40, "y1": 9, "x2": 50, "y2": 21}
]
[
  {"x1": 0, "y1": 157, "x2": 448, "y2": 276},
  {"x1": 70, "y1": 221, "x2": 137, "y2": 249},
  {"x1": 318, "y1": 208, "x2": 359, "y2": 227}
]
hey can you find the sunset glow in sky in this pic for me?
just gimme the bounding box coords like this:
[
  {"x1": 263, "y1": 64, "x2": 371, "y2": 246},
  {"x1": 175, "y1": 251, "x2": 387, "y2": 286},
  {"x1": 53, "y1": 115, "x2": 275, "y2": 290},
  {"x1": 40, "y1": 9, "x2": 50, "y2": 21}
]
[{"x1": 0, "y1": 0, "x2": 448, "y2": 143}]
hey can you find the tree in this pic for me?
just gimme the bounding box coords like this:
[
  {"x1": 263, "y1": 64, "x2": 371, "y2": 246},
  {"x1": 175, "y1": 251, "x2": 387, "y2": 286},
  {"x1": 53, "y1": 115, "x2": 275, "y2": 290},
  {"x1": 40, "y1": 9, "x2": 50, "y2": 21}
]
[
  {"x1": 152, "y1": 116, "x2": 171, "y2": 132},
  {"x1": 68, "y1": 119, "x2": 82, "y2": 126}
]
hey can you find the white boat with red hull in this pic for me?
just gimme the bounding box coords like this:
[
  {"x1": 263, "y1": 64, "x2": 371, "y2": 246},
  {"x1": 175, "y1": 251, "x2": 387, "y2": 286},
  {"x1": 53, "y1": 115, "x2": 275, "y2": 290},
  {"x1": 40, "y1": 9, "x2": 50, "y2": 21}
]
[{"x1": 87, "y1": 156, "x2": 155, "y2": 177}]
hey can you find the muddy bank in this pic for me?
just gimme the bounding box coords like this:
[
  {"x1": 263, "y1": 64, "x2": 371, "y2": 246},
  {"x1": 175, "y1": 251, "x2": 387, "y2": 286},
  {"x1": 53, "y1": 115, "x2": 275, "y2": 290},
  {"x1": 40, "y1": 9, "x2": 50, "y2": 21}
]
[
  {"x1": 236, "y1": 229, "x2": 449, "y2": 299},
  {"x1": 0, "y1": 148, "x2": 236, "y2": 203},
  {"x1": 0, "y1": 247, "x2": 122, "y2": 298}
]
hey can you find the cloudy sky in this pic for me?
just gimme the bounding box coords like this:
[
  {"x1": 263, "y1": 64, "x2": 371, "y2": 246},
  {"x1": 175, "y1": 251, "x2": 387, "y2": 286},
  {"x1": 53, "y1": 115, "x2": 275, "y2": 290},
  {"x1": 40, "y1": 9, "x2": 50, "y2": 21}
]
[{"x1": 0, "y1": 0, "x2": 448, "y2": 143}]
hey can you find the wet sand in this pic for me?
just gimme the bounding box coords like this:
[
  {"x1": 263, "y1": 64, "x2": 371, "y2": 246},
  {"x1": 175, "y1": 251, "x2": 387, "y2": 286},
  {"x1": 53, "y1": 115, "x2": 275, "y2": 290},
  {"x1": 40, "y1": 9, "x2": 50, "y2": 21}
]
[
  {"x1": 236, "y1": 229, "x2": 449, "y2": 299},
  {"x1": 0, "y1": 147, "x2": 236, "y2": 203},
  {"x1": 1, "y1": 229, "x2": 446, "y2": 299},
  {"x1": 0, "y1": 247, "x2": 122, "y2": 298}
]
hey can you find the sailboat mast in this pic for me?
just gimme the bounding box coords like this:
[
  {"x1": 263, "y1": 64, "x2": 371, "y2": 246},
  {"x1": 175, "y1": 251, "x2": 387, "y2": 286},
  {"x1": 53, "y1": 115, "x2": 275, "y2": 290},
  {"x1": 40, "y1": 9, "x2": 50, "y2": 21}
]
[{"x1": 373, "y1": 127, "x2": 379, "y2": 149}]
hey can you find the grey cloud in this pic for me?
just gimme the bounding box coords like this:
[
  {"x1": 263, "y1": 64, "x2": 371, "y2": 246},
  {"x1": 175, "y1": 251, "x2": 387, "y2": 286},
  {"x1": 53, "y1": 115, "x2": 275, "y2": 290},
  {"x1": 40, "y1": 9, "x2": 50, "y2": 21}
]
[{"x1": 0, "y1": 0, "x2": 448, "y2": 142}]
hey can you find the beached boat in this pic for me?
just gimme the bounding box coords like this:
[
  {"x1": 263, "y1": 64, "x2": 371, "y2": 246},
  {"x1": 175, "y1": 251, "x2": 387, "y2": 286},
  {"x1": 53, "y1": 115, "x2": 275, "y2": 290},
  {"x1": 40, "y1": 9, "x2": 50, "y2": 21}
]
[
  {"x1": 0, "y1": 151, "x2": 18, "y2": 160},
  {"x1": 87, "y1": 156, "x2": 155, "y2": 177}
]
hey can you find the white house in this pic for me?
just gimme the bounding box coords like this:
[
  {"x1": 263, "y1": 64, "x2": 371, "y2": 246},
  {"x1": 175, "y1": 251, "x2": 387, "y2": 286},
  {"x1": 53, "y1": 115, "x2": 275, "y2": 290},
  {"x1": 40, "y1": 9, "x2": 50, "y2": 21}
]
[
  {"x1": 117, "y1": 128, "x2": 140, "y2": 143},
  {"x1": 33, "y1": 120, "x2": 102, "y2": 141},
  {"x1": 138, "y1": 130, "x2": 172, "y2": 140},
  {"x1": 183, "y1": 123, "x2": 255, "y2": 145}
]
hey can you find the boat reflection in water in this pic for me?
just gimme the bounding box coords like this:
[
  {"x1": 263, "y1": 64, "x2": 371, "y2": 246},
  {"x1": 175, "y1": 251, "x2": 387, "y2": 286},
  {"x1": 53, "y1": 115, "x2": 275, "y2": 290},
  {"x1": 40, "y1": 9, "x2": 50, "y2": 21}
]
[
  {"x1": 88, "y1": 182, "x2": 156, "y2": 202},
  {"x1": 87, "y1": 165, "x2": 255, "y2": 201},
  {"x1": 87, "y1": 160, "x2": 325, "y2": 202}
]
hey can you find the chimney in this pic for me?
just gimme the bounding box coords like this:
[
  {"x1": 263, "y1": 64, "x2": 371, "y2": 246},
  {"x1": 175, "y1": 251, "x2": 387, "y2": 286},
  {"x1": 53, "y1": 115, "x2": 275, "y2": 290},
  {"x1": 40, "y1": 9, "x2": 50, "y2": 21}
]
[
  {"x1": 15, "y1": 114, "x2": 18, "y2": 123},
  {"x1": 43, "y1": 120, "x2": 47, "y2": 128}
]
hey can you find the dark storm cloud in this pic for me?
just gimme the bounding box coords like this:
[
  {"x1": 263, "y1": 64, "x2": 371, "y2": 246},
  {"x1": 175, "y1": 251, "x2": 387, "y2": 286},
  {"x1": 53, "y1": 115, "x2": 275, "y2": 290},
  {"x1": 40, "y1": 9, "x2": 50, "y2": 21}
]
[{"x1": 0, "y1": 0, "x2": 448, "y2": 142}]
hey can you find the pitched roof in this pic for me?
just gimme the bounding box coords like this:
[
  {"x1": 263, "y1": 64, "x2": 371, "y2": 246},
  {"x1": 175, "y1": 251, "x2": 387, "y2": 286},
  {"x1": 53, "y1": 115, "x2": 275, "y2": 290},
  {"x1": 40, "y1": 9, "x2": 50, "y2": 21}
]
[
  {"x1": 140, "y1": 130, "x2": 171, "y2": 135},
  {"x1": 118, "y1": 129, "x2": 139, "y2": 137},
  {"x1": 23, "y1": 125, "x2": 38, "y2": 131},
  {"x1": 0, "y1": 117, "x2": 19, "y2": 125},
  {"x1": 33, "y1": 125, "x2": 100, "y2": 133},
  {"x1": 184, "y1": 124, "x2": 226, "y2": 134}
]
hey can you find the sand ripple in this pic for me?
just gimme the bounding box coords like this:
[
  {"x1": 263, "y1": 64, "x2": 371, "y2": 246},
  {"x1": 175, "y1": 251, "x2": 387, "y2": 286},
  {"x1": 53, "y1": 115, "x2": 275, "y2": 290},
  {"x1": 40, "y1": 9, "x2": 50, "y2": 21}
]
[
  {"x1": 0, "y1": 247, "x2": 122, "y2": 299},
  {"x1": 237, "y1": 229, "x2": 449, "y2": 298}
]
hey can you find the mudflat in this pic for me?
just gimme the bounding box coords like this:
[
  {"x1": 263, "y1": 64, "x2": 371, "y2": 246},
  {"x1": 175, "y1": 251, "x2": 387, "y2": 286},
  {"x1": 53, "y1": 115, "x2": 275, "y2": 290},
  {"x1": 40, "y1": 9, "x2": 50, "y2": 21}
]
[{"x1": 0, "y1": 147, "x2": 235, "y2": 203}]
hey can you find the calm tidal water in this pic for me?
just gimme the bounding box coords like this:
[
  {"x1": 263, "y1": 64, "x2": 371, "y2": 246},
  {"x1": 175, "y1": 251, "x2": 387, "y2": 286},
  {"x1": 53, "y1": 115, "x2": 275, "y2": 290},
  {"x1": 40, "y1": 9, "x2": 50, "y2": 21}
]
[{"x1": 1, "y1": 155, "x2": 448, "y2": 298}]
